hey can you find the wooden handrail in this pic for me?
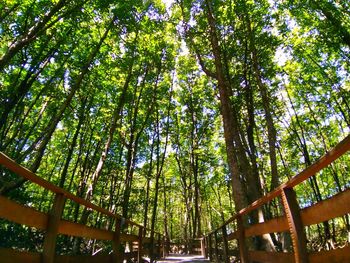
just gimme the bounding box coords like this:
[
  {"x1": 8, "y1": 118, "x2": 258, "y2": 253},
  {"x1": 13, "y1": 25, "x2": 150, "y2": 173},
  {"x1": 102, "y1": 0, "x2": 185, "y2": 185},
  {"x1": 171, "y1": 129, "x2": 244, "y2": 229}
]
[
  {"x1": 0, "y1": 151, "x2": 167, "y2": 262},
  {"x1": 208, "y1": 134, "x2": 350, "y2": 235},
  {"x1": 0, "y1": 151, "x2": 159, "y2": 233},
  {"x1": 204, "y1": 134, "x2": 350, "y2": 263}
]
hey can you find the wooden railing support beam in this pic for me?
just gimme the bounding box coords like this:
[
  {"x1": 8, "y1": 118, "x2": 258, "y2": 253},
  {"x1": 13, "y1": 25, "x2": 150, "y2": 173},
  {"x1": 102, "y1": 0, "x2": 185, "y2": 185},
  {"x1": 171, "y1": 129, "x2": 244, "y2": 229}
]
[
  {"x1": 201, "y1": 237, "x2": 206, "y2": 257},
  {"x1": 204, "y1": 236, "x2": 209, "y2": 259},
  {"x1": 282, "y1": 188, "x2": 309, "y2": 263},
  {"x1": 237, "y1": 215, "x2": 248, "y2": 263},
  {"x1": 222, "y1": 225, "x2": 230, "y2": 263},
  {"x1": 42, "y1": 193, "x2": 65, "y2": 263},
  {"x1": 112, "y1": 219, "x2": 123, "y2": 263}
]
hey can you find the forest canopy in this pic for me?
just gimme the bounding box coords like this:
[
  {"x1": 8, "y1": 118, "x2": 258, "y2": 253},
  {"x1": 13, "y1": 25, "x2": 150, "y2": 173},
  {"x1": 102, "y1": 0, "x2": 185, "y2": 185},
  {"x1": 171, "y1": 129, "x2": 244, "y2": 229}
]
[{"x1": 0, "y1": 0, "x2": 349, "y2": 256}]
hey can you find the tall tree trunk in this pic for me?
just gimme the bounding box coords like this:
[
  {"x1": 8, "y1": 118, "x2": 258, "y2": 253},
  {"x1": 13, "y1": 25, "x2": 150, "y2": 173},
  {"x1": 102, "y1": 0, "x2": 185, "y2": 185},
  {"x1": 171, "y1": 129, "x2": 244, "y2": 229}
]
[
  {"x1": 0, "y1": 0, "x2": 67, "y2": 69},
  {"x1": 150, "y1": 88, "x2": 172, "y2": 263},
  {"x1": 203, "y1": 0, "x2": 248, "y2": 212},
  {"x1": 143, "y1": 134, "x2": 155, "y2": 236},
  {"x1": 85, "y1": 54, "x2": 135, "y2": 205},
  {"x1": 59, "y1": 97, "x2": 88, "y2": 188},
  {"x1": 202, "y1": 0, "x2": 275, "y2": 251},
  {"x1": 243, "y1": 12, "x2": 279, "y2": 191},
  {"x1": 0, "y1": 18, "x2": 113, "y2": 194}
]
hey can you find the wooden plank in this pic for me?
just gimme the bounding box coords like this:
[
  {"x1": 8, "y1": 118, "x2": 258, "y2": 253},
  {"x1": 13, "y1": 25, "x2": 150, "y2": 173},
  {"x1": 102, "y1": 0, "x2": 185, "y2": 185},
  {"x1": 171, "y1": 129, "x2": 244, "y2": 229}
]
[
  {"x1": 43, "y1": 193, "x2": 66, "y2": 263},
  {"x1": 0, "y1": 152, "x2": 142, "y2": 229},
  {"x1": 209, "y1": 134, "x2": 350, "y2": 234},
  {"x1": 301, "y1": 188, "x2": 350, "y2": 226},
  {"x1": 55, "y1": 254, "x2": 111, "y2": 263},
  {"x1": 238, "y1": 188, "x2": 350, "y2": 238},
  {"x1": 112, "y1": 219, "x2": 123, "y2": 263},
  {"x1": 282, "y1": 188, "x2": 309, "y2": 263},
  {"x1": 248, "y1": 250, "x2": 294, "y2": 263},
  {"x1": 237, "y1": 216, "x2": 248, "y2": 263},
  {"x1": 245, "y1": 215, "x2": 288, "y2": 237},
  {"x1": 58, "y1": 220, "x2": 113, "y2": 240},
  {"x1": 0, "y1": 195, "x2": 48, "y2": 230},
  {"x1": 309, "y1": 245, "x2": 350, "y2": 263},
  {"x1": 0, "y1": 248, "x2": 41, "y2": 263},
  {"x1": 0, "y1": 196, "x2": 137, "y2": 242},
  {"x1": 238, "y1": 134, "x2": 350, "y2": 218},
  {"x1": 222, "y1": 225, "x2": 229, "y2": 263},
  {"x1": 201, "y1": 237, "x2": 206, "y2": 257}
]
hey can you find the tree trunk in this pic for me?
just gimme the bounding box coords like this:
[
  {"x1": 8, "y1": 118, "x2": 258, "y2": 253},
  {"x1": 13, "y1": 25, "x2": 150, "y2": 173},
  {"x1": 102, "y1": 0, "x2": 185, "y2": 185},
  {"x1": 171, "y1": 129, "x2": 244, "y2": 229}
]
[
  {"x1": 0, "y1": 18, "x2": 113, "y2": 194},
  {"x1": 0, "y1": 0, "x2": 67, "y2": 69}
]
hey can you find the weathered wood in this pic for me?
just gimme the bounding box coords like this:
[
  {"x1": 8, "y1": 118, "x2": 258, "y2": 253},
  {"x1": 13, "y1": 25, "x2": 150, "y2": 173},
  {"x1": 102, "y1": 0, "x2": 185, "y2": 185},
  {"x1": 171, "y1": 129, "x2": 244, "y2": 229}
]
[
  {"x1": 301, "y1": 187, "x2": 350, "y2": 226},
  {"x1": 282, "y1": 188, "x2": 309, "y2": 263},
  {"x1": 201, "y1": 237, "x2": 206, "y2": 257},
  {"x1": 0, "y1": 195, "x2": 167, "y2": 245},
  {"x1": 236, "y1": 216, "x2": 248, "y2": 263},
  {"x1": 221, "y1": 225, "x2": 229, "y2": 263},
  {"x1": 308, "y1": 245, "x2": 350, "y2": 263},
  {"x1": 0, "y1": 195, "x2": 48, "y2": 230},
  {"x1": 59, "y1": 220, "x2": 113, "y2": 240},
  {"x1": 0, "y1": 248, "x2": 41, "y2": 263},
  {"x1": 247, "y1": 245, "x2": 350, "y2": 263},
  {"x1": 205, "y1": 236, "x2": 209, "y2": 258},
  {"x1": 57, "y1": 254, "x2": 112, "y2": 263},
  {"x1": 248, "y1": 250, "x2": 294, "y2": 263},
  {"x1": 208, "y1": 134, "x2": 350, "y2": 234},
  {"x1": 43, "y1": 193, "x2": 66, "y2": 263},
  {"x1": 0, "y1": 152, "x2": 142, "y2": 228},
  {"x1": 245, "y1": 215, "x2": 288, "y2": 237},
  {"x1": 236, "y1": 187, "x2": 350, "y2": 238},
  {"x1": 112, "y1": 219, "x2": 123, "y2": 263}
]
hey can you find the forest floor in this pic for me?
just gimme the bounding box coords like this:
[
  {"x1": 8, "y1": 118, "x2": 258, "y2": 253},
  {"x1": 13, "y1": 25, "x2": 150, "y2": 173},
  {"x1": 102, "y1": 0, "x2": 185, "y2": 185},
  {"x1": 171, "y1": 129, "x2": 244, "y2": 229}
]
[{"x1": 156, "y1": 254, "x2": 211, "y2": 263}]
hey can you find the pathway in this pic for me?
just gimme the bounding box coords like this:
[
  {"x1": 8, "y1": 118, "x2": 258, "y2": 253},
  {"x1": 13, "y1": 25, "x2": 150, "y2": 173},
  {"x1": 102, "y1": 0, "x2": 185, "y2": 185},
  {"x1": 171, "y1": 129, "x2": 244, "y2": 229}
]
[{"x1": 157, "y1": 254, "x2": 210, "y2": 263}]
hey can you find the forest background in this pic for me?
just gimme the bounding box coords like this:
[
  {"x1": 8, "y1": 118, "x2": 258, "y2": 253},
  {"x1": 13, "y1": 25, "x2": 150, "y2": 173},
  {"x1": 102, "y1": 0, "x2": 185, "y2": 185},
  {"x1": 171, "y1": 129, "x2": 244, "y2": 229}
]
[{"x1": 0, "y1": 0, "x2": 349, "y2": 255}]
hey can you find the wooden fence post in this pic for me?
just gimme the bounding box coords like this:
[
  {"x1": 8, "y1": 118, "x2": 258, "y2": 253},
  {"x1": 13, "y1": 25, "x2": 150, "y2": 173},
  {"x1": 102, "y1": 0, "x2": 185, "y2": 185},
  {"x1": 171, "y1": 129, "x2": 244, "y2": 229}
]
[
  {"x1": 281, "y1": 188, "x2": 309, "y2": 263},
  {"x1": 204, "y1": 237, "x2": 208, "y2": 258},
  {"x1": 138, "y1": 226, "x2": 143, "y2": 263},
  {"x1": 222, "y1": 225, "x2": 229, "y2": 263},
  {"x1": 208, "y1": 234, "x2": 213, "y2": 261},
  {"x1": 201, "y1": 237, "x2": 206, "y2": 257},
  {"x1": 237, "y1": 215, "x2": 248, "y2": 263},
  {"x1": 112, "y1": 218, "x2": 123, "y2": 263},
  {"x1": 42, "y1": 193, "x2": 65, "y2": 263}
]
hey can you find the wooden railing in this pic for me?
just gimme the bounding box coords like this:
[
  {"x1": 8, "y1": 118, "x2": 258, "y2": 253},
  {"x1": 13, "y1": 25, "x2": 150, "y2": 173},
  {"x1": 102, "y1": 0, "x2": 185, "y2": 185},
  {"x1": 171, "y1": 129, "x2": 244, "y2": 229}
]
[
  {"x1": 203, "y1": 134, "x2": 350, "y2": 263},
  {"x1": 0, "y1": 152, "x2": 166, "y2": 263}
]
